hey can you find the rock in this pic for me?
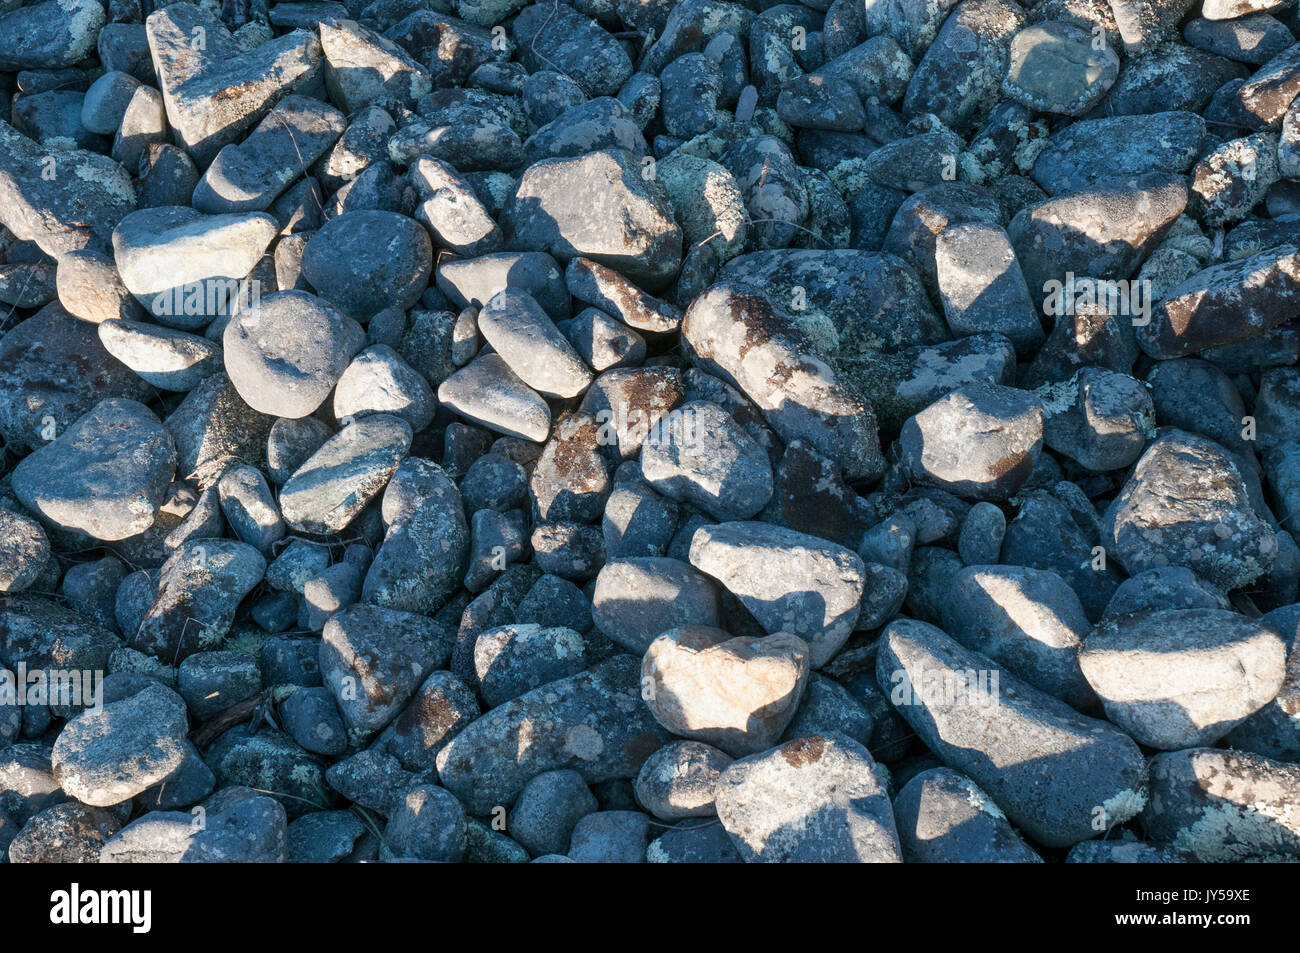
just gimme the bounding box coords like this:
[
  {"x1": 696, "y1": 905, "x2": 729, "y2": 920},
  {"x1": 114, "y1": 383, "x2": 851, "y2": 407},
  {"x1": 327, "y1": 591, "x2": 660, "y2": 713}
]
[
  {"x1": 333, "y1": 345, "x2": 437, "y2": 432},
  {"x1": 436, "y1": 250, "x2": 569, "y2": 320},
  {"x1": 177, "y1": 650, "x2": 262, "y2": 722},
  {"x1": 1031, "y1": 112, "x2": 1205, "y2": 195},
  {"x1": 642, "y1": 626, "x2": 811, "y2": 756},
  {"x1": 477, "y1": 289, "x2": 592, "y2": 399},
  {"x1": 321, "y1": 18, "x2": 431, "y2": 113},
  {"x1": 409, "y1": 156, "x2": 501, "y2": 257},
  {"x1": 165, "y1": 372, "x2": 275, "y2": 490},
  {"x1": 1102, "y1": 429, "x2": 1276, "y2": 590},
  {"x1": 903, "y1": 0, "x2": 1026, "y2": 135},
  {"x1": 112, "y1": 206, "x2": 277, "y2": 329},
  {"x1": 508, "y1": 769, "x2": 598, "y2": 856},
  {"x1": 511, "y1": 2, "x2": 632, "y2": 98},
  {"x1": 1008, "y1": 173, "x2": 1188, "y2": 302},
  {"x1": 51, "y1": 681, "x2": 189, "y2": 806},
  {"x1": 893, "y1": 767, "x2": 1042, "y2": 862},
  {"x1": 1040, "y1": 368, "x2": 1153, "y2": 472},
  {"x1": 640, "y1": 401, "x2": 772, "y2": 520},
  {"x1": 192, "y1": 95, "x2": 345, "y2": 215},
  {"x1": 0, "y1": 121, "x2": 135, "y2": 259},
  {"x1": 435, "y1": 655, "x2": 670, "y2": 814},
  {"x1": 634, "y1": 741, "x2": 732, "y2": 820},
  {"x1": 1079, "y1": 608, "x2": 1286, "y2": 749},
  {"x1": 12, "y1": 399, "x2": 176, "y2": 543},
  {"x1": 714, "y1": 733, "x2": 903, "y2": 862},
  {"x1": 363, "y1": 456, "x2": 469, "y2": 615},
  {"x1": 942, "y1": 565, "x2": 1096, "y2": 709},
  {"x1": 382, "y1": 784, "x2": 466, "y2": 862},
  {"x1": 98, "y1": 320, "x2": 223, "y2": 392},
  {"x1": 934, "y1": 222, "x2": 1044, "y2": 357},
  {"x1": 565, "y1": 257, "x2": 683, "y2": 334},
  {"x1": 301, "y1": 210, "x2": 433, "y2": 321},
  {"x1": 877, "y1": 618, "x2": 1146, "y2": 847},
  {"x1": 474, "y1": 624, "x2": 588, "y2": 707},
  {"x1": 279, "y1": 415, "x2": 412, "y2": 534},
  {"x1": 437, "y1": 354, "x2": 551, "y2": 443},
  {"x1": 0, "y1": 509, "x2": 49, "y2": 595},
  {"x1": 1003, "y1": 21, "x2": 1118, "y2": 115},
  {"x1": 503, "y1": 150, "x2": 682, "y2": 291},
  {"x1": 7, "y1": 802, "x2": 121, "y2": 863},
  {"x1": 591, "y1": 557, "x2": 719, "y2": 654},
  {"x1": 102, "y1": 788, "x2": 288, "y2": 862},
  {"x1": 688, "y1": 521, "x2": 866, "y2": 668},
  {"x1": 146, "y1": 4, "x2": 322, "y2": 165},
  {"x1": 320, "y1": 604, "x2": 451, "y2": 742},
  {"x1": 132, "y1": 539, "x2": 265, "y2": 661},
  {"x1": 1137, "y1": 244, "x2": 1300, "y2": 359},
  {"x1": 567, "y1": 810, "x2": 649, "y2": 862},
  {"x1": 1141, "y1": 748, "x2": 1300, "y2": 861},
  {"x1": 376, "y1": 670, "x2": 480, "y2": 772},
  {"x1": 898, "y1": 383, "x2": 1044, "y2": 501},
  {"x1": 682, "y1": 284, "x2": 884, "y2": 481}
]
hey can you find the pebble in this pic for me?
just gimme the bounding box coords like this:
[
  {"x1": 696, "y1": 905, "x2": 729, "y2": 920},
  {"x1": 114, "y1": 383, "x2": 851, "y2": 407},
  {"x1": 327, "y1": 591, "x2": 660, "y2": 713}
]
[
  {"x1": 714, "y1": 734, "x2": 903, "y2": 863},
  {"x1": 642, "y1": 626, "x2": 811, "y2": 756},
  {"x1": 1080, "y1": 608, "x2": 1286, "y2": 749},
  {"x1": 894, "y1": 767, "x2": 1041, "y2": 863},
  {"x1": 689, "y1": 521, "x2": 866, "y2": 668},
  {"x1": 12, "y1": 398, "x2": 176, "y2": 542},
  {"x1": 877, "y1": 619, "x2": 1146, "y2": 847}
]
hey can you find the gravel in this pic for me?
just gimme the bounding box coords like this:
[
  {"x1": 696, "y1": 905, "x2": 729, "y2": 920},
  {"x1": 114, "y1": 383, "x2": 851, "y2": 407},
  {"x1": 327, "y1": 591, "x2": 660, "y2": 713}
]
[{"x1": 4, "y1": 0, "x2": 1300, "y2": 869}]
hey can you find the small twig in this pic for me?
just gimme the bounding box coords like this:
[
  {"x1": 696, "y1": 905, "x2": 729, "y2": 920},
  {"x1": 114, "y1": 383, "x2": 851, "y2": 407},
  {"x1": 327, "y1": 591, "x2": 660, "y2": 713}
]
[{"x1": 190, "y1": 688, "x2": 270, "y2": 749}]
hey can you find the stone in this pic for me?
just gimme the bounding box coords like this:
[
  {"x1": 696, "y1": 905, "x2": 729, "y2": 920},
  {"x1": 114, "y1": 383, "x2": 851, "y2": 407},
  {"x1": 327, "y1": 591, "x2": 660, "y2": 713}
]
[
  {"x1": 688, "y1": 521, "x2": 866, "y2": 668},
  {"x1": 642, "y1": 626, "x2": 811, "y2": 756},
  {"x1": 12, "y1": 399, "x2": 176, "y2": 542},
  {"x1": 714, "y1": 733, "x2": 903, "y2": 863},
  {"x1": 1079, "y1": 608, "x2": 1286, "y2": 749}
]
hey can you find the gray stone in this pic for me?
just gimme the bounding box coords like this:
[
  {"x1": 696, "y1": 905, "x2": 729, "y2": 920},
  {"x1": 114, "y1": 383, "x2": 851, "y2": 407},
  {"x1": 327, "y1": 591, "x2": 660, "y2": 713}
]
[
  {"x1": 688, "y1": 521, "x2": 866, "y2": 668},
  {"x1": 279, "y1": 415, "x2": 412, "y2": 534},
  {"x1": 13, "y1": 399, "x2": 176, "y2": 543},
  {"x1": 1102, "y1": 429, "x2": 1276, "y2": 590},
  {"x1": 437, "y1": 353, "x2": 551, "y2": 442},
  {"x1": 131, "y1": 539, "x2": 265, "y2": 661},
  {"x1": 112, "y1": 206, "x2": 277, "y2": 329},
  {"x1": 321, "y1": 603, "x2": 451, "y2": 742},
  {"x1": 1080, "y1": 608, "x2": 1286, "y2": 749},
  {"x1": 942, "y1": 564, "x2": 1096, "y2": 709},
  {"x1": 223, "y1": 289, "x2": 371, "y2": 421},
  {"x1": 51, "y1": 681, "x2": 189, "y2": 807},
  {"x1": 714, "y1": 733, "x2": 903, "y2": 863},
  {"x1": 634, "y1": 741, "x2": 732, "y2": 820},
  {"x1": 894, "y1": 767, "x2": 1041, "y2": 863},
  {"x1": 503, "y1": 150, "x2": 682, "y2": 291},
  {"x1": 899, "y1": 383, "x2": 1044, "y2": 502},
  {"x1": 877, "y1": 618, "x2": 1146, "y2": 847},
  {"x1": 1141, "y1": 748, "x2": 1300, "y2": 861},
  {"x1": 435, "y1": 655, "x2": 671, "y2": 814},
  {"x1": 301, "y1": 210, "x2": 432, "y2": 321}
]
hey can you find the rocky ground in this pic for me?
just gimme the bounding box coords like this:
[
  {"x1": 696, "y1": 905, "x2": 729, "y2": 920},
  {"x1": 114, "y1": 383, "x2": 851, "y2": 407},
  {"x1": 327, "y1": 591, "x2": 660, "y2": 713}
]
[{"x1": 0, "y1": 0, "x2": 1299, "y2": 864}]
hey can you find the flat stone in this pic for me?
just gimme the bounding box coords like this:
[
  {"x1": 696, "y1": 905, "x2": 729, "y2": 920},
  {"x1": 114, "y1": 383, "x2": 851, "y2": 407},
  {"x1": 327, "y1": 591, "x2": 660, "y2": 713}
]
[{"x1": 13, "y1": 399, "x2": 176, "y2": 542}]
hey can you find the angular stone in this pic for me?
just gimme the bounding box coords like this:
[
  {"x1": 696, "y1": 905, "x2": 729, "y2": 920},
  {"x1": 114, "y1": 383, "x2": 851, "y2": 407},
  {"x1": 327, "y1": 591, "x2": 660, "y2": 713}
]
[{"x1": 688, "y1": 521, "x2": 866, "y2": 668}]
